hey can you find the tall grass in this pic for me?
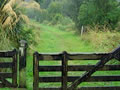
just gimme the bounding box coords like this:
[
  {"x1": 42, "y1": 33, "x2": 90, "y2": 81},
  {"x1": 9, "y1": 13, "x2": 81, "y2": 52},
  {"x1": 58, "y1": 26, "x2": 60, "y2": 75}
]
[
  {"x1": 81, "y1": 25, "x2": 120, "y2": 52},
  {"x1": 0, "y1": 0, "x2": 31, "y2": 49}
]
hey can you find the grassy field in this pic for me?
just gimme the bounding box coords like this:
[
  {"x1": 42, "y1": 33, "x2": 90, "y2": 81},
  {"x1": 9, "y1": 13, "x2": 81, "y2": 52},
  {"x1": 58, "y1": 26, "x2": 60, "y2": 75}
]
[{"x1": 2, "y1": 21, "x2": 120, "y2": 90}]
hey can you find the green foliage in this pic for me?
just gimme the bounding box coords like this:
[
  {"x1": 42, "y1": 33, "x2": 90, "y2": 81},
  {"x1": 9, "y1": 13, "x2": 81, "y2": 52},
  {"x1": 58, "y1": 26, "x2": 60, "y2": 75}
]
[
  {"x1": 26, "y1": 8, "x2": 48, "y2": 23},
  {"x1": 59, "y1": 17, "x2": 73, "y2": 25},
  {"x1": 61, "y1": 0, "x2": 84, "y2": 27},
  {"x1": 50, "y1": 13, "x2": 63, "y2": 25},
  {"x1": 77, "y1": 0, "x2": 120, "y2": 29},
  {"x1": 47, "y1": 1, "x2": 62, "y2": 21},
  {"x1": 32, "y1": 0, "x2": 120, "y2": 31},
  {"x1": 55, "y1": 17, "x2": 75, "y2": 31}
]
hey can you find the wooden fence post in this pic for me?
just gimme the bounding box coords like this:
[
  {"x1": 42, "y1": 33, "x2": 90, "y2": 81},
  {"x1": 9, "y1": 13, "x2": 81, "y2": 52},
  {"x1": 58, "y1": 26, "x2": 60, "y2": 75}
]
[
  {"x1": 19, "y1": 40, "x2": 27, "y2": 88},
  {"x1": 62, "y1": 51, "x2": 68, "y2": 90},
  {"x1": 12, "y1": 49, "x2": 17, "y2": 87},
  {"x1": 33, "y1": 52, "x2": 39, "y2": 90}
]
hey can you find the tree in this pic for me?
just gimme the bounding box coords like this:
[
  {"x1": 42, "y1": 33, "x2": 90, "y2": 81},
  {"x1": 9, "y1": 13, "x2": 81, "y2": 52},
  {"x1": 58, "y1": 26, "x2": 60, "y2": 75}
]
[
  {"x1": 77, "y1": 0, "x2": 120, "y2": 29},
  {"x1": 62, "y1": 0, "x2": 84, "y2": 28},
  {"x1": 47, "y1": 1, "x2": 62, "y2": 21}
]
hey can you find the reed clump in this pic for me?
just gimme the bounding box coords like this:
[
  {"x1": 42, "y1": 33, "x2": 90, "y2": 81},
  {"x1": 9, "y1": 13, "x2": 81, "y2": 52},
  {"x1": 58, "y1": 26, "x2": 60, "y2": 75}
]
[{"x1": 0, "y1": 0, "x2": 30, "y2": 49}]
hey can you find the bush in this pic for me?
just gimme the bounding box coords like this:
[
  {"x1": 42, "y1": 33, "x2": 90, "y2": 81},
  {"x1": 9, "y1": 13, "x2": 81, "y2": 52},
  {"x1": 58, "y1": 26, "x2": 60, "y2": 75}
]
[
  {"x1": 55, "y1": 17, "x2": 76, "y2": 31},
  {"x1": 50, "y1": 13, "x2": 63, "y2": 25},
  {"x1": 42, "y1": 20, "x2": 50, "y2": 25},
  {"x1": 47, "y1": 1, "x2": 62, "y2": 21},
  {"x1": 59, "y1": 17, "x2": 73, "y2": 25}
]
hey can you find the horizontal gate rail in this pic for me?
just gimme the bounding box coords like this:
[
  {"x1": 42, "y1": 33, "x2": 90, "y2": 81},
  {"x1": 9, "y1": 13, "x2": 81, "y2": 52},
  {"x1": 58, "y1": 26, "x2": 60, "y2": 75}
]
[
  {"x1": 39, "y1": 75, "x2": 120, "y2": 82},
  {"x1": 0, "y1": 50, "x2": 16, "y2": 58},
  {"x1": 33, "y1": 46, "x2": 120, "y2": 90},
  {"x1": 37, "y1": 52, "x2": 109, "y2": 60},
  {"x1": 38, "y1": 65, "x2": 120, "y2": 71},
  {"x1": 0, "y1": 62, "x2": 13, "y2": 68},
  {"x1": 0, "y1": 73, "x2": 12, "y2": 78}
]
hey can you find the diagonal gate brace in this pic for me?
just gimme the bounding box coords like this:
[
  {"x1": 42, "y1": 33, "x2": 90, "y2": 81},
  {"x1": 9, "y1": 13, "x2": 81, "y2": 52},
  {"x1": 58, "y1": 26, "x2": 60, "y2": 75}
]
[
  {"x1": 0, "y1": 76, "x2": 13, "y2": 87},
  {"x1": 68, "y1": 46, "x2": 120, "y2": 90}
]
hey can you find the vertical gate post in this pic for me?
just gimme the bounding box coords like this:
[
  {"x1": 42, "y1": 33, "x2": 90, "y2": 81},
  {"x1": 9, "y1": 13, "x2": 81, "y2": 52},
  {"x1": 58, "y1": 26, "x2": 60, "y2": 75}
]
[
  {"x1": 33, "y1": 52, "x2": 39, "y2": 90},
  {"x1": 12, "y1": 49, "x2": 18, "y2": 87},
  {"x1": 62, "y1": 51, "x2": 68, "y2": 90},
  {"x1": 19, "y1": 40, "x2": 28, "y2": 88}
]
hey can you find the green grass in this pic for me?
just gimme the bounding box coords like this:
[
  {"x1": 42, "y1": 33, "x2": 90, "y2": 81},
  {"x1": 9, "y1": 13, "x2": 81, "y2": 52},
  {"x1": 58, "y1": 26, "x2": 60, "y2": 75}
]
[
  {"x1": 34, "y1": 23, "x2": 94, "y2": 53},
  {"x1": 2, "y1": 20, "x2": 120, "y2": 89},
  {"x1": 26, "y1": 21, "x2": 95, "y2": 89}
]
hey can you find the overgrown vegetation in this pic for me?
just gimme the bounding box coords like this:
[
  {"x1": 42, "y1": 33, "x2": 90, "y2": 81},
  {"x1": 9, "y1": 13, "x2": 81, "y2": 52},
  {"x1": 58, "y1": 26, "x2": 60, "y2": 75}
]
[
  {"x1": 0, "y1": 0, "x2": 33, "y2": 49},
  {"x1": 34, "y1": 0, "x2": 120, "y2": 30},
  {"x1": 81, "y1": 25, "x2": 120, "y2": 52}
]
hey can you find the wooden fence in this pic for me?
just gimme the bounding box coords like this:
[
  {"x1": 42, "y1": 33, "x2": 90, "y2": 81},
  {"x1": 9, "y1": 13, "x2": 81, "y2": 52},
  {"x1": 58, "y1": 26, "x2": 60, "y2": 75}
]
[
  {"x1": 0, "y1": 49, "x2": 17, "y2": 87},
  {"x1": 33, "y1": 46, "x2": 120, "y2": 90}
]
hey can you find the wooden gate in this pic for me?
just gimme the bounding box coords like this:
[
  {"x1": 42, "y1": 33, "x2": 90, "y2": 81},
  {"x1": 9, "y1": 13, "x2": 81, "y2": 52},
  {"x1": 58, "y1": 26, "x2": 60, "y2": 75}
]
[
  {"x1": 33, "y1": 46, "x2": 120, "y2": 90},
  {"x1": 0, "y1": 49, "x2": 17, "y2": 87}
]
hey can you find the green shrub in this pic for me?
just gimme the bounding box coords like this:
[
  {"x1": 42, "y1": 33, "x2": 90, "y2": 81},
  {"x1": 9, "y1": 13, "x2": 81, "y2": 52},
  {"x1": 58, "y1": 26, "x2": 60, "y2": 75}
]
[
  {"x1": 47, "y1": 1, "x2": 62, "y2": 21},
  {"x1": 55, "y1": 17, "x2": 75, "y2": 31},
  {"x1": 42, "y1": 20, "x2": 50, "y2": 25},
  {"x1": 50, "y1": 13, "x2": 63, "y2": 25},
  {"x1": 59, "y1": 17, "x2": 73, "y2": 25}
]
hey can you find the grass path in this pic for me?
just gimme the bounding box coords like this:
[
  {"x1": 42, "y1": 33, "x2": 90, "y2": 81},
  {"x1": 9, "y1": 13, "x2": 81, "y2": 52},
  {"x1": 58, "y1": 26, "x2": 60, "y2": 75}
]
[{"x1": 33, "y1": 23, "x2": 94, "y2": 53}]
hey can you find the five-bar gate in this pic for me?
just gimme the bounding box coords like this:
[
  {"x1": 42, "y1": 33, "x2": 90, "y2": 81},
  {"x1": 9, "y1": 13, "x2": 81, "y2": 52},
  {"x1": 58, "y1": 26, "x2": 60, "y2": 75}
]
[{"x1": 33, "y1": 46, "x2": 120, "y2": 90}]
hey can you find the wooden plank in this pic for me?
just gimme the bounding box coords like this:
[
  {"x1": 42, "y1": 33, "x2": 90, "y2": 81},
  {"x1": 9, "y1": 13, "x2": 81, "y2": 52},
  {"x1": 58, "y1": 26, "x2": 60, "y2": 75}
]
[
  {"x1": 39, "y1": 76, "x2": 120, "y2": 82},
  {"x1": 0, "y1": 62, "x2": 12, "y2": 68},
  {"x1": 38, "y1": 52, "x2": 109, "y2": 60},
  {"x1": 38, "y1": 65, "x2": 120, "y2": 71},
  {"x1": 39, "y1": 76, "x2": 62, "y2": 82},
  {"x1": 78, "y1": 86, "x2": 120, "y2": 90},
  {"x1": 38, "y1": 66, "x2": 61, "y2": 71},
  {"x1": 62, "y1": 51, "x2": 68, "y2": 90},
  {"x1": 33, "y1": 52, "x2": 39, "y2": 90},
  {"x1": 12, "y1": 50, "x2": 17, "y2": 87},
  {"x1": 68, "y1": 65, "x2": 120, "y2": 71},
  {"x1": 0, "y1": 50, "x2": 16, "y2": 58},
  {"x1": 0, "y1": 73, "x2": 12, "y2": 78},
  {"x1": 39, "y1": 88, "x2": 61, "y2": 90},
  {"x1": 38, "y1": 53, "x2": 61, "y2": 60},
  {"x1": 68, "y1": 53, "x2": 109, "y2": 60}
]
